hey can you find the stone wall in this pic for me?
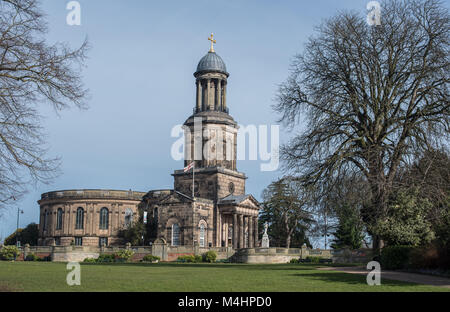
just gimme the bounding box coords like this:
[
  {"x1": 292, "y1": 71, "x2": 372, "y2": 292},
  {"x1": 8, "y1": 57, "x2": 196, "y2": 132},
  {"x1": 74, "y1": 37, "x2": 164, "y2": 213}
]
[
  {"x1": 229, "y1": 246, "x2": 373, "y2": 264},
  {"x1": 231, "y1": 248, "x2": 302, "y2": 264},
  {"x1": 16, "y1": 244, "x2": 233, "y2": 263},
  {"x1": 12, "y1": 244, "x2": 373, "y2": 264}
]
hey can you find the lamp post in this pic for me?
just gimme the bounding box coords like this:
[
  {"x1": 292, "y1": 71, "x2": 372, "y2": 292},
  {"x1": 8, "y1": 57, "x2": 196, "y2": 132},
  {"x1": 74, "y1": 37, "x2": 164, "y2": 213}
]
[{"x1": 16, "y1": 208, "x2": 24, "y2": 247}]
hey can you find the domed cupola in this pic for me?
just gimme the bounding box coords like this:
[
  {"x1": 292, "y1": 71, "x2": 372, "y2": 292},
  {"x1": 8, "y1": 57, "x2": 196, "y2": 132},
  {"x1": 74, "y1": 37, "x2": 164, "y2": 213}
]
[
  {"x1": 193, "y1": 33, "x2": 229, "y2": 114},
  {"x1": 195, "y1": 51, "x2": 229, "y2": 77}
]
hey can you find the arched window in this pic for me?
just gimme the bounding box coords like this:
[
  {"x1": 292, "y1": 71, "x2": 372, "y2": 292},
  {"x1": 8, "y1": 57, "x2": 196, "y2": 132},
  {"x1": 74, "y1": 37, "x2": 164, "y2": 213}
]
[
  {"x1": 43, "y1": 210, "x2": 48, "y2": 231},
  {"x1": 99, "y1": 207, "x2": 109, "y2": 229},
  {"x1": 124, "y1": 208, "x2": 133, "y2": 228},
  {"x1": 171, "y1": 223, "x2": 180, "y2": 246},
  {"x1": 56, "y1": 208, "x2": 63, "y2": 230},
  {"x1": 75, "y1": 208, "x2": 84, "y2": 229},
  {"x1": 199, "y1": 222, "x2": 206, "y2": 247}
]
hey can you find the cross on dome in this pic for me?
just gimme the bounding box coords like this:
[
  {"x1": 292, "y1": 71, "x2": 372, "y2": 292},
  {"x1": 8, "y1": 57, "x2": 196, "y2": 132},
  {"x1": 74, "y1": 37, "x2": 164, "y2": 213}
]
[{"x1": 208, "y1": 33, "x2": 216, "y2": 52}]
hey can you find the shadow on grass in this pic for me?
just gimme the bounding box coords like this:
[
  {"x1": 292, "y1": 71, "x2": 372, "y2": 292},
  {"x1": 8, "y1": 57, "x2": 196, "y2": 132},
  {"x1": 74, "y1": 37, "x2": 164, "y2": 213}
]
[
  {"x1": 294, "y1": 272, "x2": 417, "y2": 287},
  {"x1": 80, "y1": 262, "x2": 327, "y2": 271}
]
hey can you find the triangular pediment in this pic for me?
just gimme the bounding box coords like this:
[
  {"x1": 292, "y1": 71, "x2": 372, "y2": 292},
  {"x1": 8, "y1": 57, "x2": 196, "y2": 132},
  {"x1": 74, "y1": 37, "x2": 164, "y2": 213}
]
[
  {"x1": 157, "y1": 191, "x2": 193, "y2": 204},
  {"x1": 240, "y1": 197, "x2": 259, "y2": 208},
  {"x1": 218, "y1": 194, "x2": 260, "y2": 208},
  {"x1": 239, "y1": 195, "x2": 260, "y2": 209}
]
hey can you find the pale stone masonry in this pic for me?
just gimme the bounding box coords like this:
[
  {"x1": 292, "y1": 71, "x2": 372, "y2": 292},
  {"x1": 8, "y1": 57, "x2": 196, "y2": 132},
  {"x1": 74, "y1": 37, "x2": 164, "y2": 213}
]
[
  {"x1": 38, "y1": 44, "x2": 261, "y2": 248},
  {"x1": 38, "y1": 190, "x2": 145, "y2": 246}
]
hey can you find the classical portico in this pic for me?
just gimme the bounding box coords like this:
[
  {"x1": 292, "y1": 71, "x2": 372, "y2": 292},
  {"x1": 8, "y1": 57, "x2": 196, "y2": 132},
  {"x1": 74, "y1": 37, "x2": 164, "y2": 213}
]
[{"x1": 217, "y1": 195, "x2": 260, "y2": 248}]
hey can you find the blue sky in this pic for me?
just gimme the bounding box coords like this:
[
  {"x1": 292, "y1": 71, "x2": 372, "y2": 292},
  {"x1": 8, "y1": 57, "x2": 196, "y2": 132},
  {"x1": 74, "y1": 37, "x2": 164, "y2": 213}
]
[{"x1": 0, "y1": 0, "x2": 375, "y2": 246}]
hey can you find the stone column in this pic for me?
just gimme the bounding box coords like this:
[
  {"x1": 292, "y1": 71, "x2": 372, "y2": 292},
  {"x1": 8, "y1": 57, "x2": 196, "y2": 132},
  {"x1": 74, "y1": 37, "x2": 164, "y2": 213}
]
[
  {"x1": 206, "y1": 79, "x2": 211, "y2": 110},
  {"x1": 63, "y1": 205, "x2": 68, "y2": 236},
  {"x1": 48, "y1": 208, "x2": 53, "y2": 236},
  {"x1": 233, "y1": 213, "x2": 238, "y2": 249},
  {"x1": 223, "y1": 220, "x2": 227, "y2": 247},
  {"x1": 215, "y1": 207, "x2": 220, "y2": 247},
  {"x1": 217, "y1": 79, "x2": 222, "y2": 111},
  {"x1": 218, "y1": 212, "x2": 222, "y2": 247},
  {"x1": 85, "y1": 204, "x2": 90, "y2": 236},
  {"x1": 239, "y1": 214, "x2": 244, "y2": 249},
  {"x1": 116, "y1": 205, "x2": 120, "y2": 231},
  {"x1": 196, "y1": 80, "x2": 202, "y2": 112},
  {"x1": 253, "y1": 216, "x2": 258, "y2": 247},
  {"x1": 90, "y1": 205, "x2": 95, "y2": 236},
  {"x1": 243, "y1": 216, "x2": 248, "y2": 248},
  {"x1": 248, "y1": 217, "x2": 254, "y2": 248},
  {"x1": 223, "y1": 82, "x2": 227, "y2": 111},
  {"x1": 68, "y1": 206, "x2": 73, "y2": 238}
]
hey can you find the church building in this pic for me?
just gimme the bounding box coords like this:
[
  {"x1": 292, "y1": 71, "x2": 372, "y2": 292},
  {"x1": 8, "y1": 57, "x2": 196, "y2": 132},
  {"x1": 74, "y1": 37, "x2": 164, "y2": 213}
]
[{"x1": 38, "y1": 35, "x2": 261, "y2": 249}]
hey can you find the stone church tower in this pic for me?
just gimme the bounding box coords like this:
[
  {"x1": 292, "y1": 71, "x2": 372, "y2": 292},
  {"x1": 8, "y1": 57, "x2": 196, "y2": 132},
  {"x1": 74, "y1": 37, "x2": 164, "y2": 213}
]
[{"x1": 143, "y1": 35, "x2": 260, "y2": 249}]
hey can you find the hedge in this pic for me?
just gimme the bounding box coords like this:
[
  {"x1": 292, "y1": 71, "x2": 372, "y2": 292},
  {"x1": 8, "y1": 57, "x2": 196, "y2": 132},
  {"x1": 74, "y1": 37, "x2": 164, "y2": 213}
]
[{"x1": 380, "y1": 245, "x2": 415, "y2": 270}]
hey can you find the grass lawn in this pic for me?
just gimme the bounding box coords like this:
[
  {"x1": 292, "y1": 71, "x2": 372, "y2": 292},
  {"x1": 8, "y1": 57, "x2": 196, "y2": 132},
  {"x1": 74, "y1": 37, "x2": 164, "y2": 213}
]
[{"x1": 0, "y1": 262, "x2": 448, "y2": 292}]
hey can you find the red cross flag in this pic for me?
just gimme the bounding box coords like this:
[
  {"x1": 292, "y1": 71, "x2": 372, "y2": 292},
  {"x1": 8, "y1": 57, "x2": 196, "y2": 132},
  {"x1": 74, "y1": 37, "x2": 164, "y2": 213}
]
[{"x1": 184, "y1": 162, "x2": 195, "y2": 172}]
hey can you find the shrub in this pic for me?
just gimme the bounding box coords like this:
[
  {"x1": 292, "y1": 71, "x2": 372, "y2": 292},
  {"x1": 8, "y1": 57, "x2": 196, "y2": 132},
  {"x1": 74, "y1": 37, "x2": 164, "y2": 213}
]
[
  {"x1": 0, "y1": 245, "x2": 20, "y2": 260},
  {"x1": 36, "y1": 255, "x2": 51, "y2": 262},
  {"x1": 380, "y1": 245, "x2": 415, "y2": 270},
  {"x1": 177, "y1": 255, "x2": 196, "y2": 263},
  {"x1": 24, "y1": 253, "x2": 40, "y2": 261},
  {"x1": 194, "y1": 255, "x2": 202, "y2": 263},
  {"x1": 83, "y1": 257, "x2": 97, "y2": 263},
  {"x1": 289, "y1": 258, "x2": 299, "y2": 264},
  {"x1": 216, "y1": 258, "x2": 230, "y2": 263},
  {"x1": 114, "y1": 250, "x2": 134, "y2": 262},
  {"x1": 408, "y1": 245, "x2": 440, "y2": 269},
  {"x1": 203, "y1": 250, "x2": 217, "y2": 263},
  {"x1": 142, "y1": 255, "x2": 160, "y2": 263},
  {"x1": 305, "y1": 256, "x2": 321, "y2": 264},
  {"x1": 97, "y1": 254, "x2": 115, "y2": 263}
]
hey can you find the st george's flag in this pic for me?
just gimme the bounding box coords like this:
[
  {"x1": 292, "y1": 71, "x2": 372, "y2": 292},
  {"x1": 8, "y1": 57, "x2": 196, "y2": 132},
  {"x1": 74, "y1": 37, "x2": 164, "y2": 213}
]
[{"x1": 184, "y1": 162, "x2": 194, "y2": 172}]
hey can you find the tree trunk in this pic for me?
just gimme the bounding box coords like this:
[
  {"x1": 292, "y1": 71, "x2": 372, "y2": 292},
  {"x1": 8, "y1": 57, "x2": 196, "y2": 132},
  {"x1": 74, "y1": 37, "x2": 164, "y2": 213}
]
[
  {"x1": 372, "y1": 235, "x2": 385, "y2": 253},
  {"x1": 286, "y1": 235, "x2": 291, "y2": 249},
  {"x1": 284, "y1": 214, "x2": 291, "y2": 248}
]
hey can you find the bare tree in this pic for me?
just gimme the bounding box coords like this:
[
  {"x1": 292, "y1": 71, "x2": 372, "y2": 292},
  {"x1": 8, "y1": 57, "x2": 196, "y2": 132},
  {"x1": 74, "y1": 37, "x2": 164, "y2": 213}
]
[
  {"x1": 274, "y1": 0, "x2": 449, "y2": 250},
  {"x1": 0, "y1": 0, "x2": 89, "y2": 213}
]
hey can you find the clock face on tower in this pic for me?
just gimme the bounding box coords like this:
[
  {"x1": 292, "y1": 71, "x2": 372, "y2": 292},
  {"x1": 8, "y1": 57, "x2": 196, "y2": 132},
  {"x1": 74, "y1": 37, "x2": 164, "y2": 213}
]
[
  {"x1": 190, "y1": 181, "x2": 199, "y2": 193},
  {"x1": 228, "y1": 182, "x2": 235, "y2": 194}
]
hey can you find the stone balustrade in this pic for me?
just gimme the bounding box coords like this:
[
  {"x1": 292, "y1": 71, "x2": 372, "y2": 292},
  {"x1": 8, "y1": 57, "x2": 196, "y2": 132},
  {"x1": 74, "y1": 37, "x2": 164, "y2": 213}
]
[{"x1": 10, "y1": 244, "x2": 373, "y2": 264}]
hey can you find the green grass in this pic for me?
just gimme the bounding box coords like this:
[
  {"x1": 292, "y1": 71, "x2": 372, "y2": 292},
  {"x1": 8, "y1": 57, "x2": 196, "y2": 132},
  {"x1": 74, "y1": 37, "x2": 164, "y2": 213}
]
[{"x1": 0, "y1": 262, "x2": 448, "y2": 292}]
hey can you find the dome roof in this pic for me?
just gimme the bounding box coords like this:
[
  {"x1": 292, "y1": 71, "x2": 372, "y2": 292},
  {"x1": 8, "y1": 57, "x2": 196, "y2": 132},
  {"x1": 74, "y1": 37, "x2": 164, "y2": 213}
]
[{"x1": 195, "y1": 51, "x2": 228, "y2": 76}]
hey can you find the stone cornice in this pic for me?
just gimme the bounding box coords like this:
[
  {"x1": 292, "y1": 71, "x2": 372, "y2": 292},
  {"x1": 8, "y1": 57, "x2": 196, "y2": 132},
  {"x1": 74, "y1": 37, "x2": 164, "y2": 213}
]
[
  {"x1": 38, "y1": 189, "x2": 146, "y2": 205},
  {"x1": 172, "y1": 167, "x2": 247, "y2": 179}
]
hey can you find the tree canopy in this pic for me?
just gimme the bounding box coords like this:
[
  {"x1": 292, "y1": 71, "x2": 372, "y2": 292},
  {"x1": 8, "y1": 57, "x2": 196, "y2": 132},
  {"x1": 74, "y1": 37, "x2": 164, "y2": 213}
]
[
  {"x1": 274, "y1": 0, "x2": 449, "y2": 249},
  {"x1": 260, "y1": 178, "x2": 314, "y2": 248},
  {"x1": 4, "y1": 222, "x2": 39, "y2": 246}
]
